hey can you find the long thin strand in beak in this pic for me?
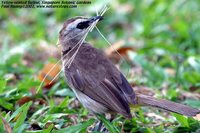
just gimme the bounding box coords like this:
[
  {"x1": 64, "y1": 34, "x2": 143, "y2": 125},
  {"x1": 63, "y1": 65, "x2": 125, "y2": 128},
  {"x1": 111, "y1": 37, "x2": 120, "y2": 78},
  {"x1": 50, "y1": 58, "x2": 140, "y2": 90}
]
[
  {"x1": 37, "y1": 28, "x2": 90, "y2": 93},
  {"x1": 48, "y1": 25, "x2": 93, "y2": 85},
  {"x1": 40, "y1": 6, "x2": 109, "y2": 91}
]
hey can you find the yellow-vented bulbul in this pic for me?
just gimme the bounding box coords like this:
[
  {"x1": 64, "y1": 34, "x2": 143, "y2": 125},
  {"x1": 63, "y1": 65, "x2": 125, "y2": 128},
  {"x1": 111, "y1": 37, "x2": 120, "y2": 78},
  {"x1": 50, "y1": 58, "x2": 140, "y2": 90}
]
[{"x1": 58, "y1": 16, "x2": 199, "y2": 122}]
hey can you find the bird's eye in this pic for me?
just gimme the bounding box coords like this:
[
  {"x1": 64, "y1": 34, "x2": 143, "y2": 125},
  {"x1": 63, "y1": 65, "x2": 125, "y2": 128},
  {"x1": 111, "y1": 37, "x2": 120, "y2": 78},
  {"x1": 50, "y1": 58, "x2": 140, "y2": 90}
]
[{"x1": 76, "y1": 21, "x2": 90, "y2": 29}]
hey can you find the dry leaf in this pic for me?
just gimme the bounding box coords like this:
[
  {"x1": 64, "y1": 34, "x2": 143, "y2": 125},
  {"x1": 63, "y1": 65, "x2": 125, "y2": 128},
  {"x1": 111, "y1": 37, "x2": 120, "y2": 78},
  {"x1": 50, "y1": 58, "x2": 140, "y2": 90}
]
[
  {"x1": 17, "y1": 96, "x2": 32, "y2": 106},
  {"x1": 105, "y1": 40, "x2": 135, "y2": 63},
  {"x1": 38, "y1": 63, "x2": 61, "y2": 88},
  {"x1": 189, "y1": 86, "x2": 199, "y2": 92},
  {"x1": 117, "y1": 47, "x2": 135, "y2": 56},
  {"x1": 105, "y1": 40, "x2": 125, "y2": 56},
  {"x1": 17, "y1": 96, "x2": 48, "y2": 107},
  {"x1": 35, "y1": 98, "x2": 48, "y2": 106}
]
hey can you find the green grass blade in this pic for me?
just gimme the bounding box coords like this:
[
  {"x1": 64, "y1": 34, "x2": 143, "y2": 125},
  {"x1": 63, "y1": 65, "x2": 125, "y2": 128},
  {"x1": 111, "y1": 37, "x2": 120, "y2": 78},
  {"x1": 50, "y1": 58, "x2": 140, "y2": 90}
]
[
  {"x1": 97, "y1": 115, "x2": 119, "y2": 133},
  {"x1": 52, "y1": 118, "x2": 95, "y2": 133}
]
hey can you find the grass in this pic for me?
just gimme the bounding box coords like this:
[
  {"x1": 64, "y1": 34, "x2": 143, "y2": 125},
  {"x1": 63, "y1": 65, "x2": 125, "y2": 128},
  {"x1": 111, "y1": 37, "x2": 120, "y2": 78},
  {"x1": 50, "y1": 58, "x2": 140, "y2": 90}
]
[{"x1": 0, "y1": 0, "x2": 200, "y2": 132}]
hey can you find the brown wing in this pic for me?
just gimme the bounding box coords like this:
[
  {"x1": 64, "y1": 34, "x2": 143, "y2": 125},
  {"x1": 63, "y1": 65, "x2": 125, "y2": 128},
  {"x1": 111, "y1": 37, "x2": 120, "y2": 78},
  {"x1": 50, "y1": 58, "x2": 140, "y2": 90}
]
[
  {"x1": 64, "y1": 44, "x2": 136, "y2": 118},
  {"x1": 66, "y1": 69, "x2": 131, "y2": 117}
]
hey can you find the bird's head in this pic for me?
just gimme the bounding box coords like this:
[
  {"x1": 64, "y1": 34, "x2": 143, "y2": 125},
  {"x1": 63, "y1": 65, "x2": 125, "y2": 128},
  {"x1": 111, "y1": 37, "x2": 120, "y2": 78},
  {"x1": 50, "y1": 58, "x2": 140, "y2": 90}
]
[{"x1": 58, "y1": 16, "x2": 103, "y2": 51}]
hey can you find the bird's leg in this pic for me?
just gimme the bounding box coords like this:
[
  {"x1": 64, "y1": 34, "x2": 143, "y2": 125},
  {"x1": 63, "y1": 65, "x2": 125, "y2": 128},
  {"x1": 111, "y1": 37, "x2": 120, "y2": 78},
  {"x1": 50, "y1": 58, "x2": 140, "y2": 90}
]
[
  {"x1": 94, "y1": 114, "x2": 116, "y2": 132},
  {"x1": 94, "y1": 120, "x2": 103, "y2": 131},
  {"x1": 100, "y1": 114, "x2": 115, "y2": 132},
  {"x1": 109, "y1": 114, "x2": 115, "y2": 122},
  {"x1": 93, "y1": 114, "x2": 105, "y2": 131}
]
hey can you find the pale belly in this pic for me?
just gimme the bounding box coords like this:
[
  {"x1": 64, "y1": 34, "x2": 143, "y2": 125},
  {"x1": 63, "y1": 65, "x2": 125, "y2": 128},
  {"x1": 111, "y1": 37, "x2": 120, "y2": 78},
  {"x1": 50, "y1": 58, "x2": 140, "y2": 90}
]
[{"x1": 72, "y1": 88, "x2": 108, "y2": 114}]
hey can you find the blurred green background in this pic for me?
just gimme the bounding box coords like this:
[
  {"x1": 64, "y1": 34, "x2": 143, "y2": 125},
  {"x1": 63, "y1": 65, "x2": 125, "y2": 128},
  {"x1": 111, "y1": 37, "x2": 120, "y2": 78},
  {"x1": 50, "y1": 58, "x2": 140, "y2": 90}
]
[{"x1": 0, "y1": 0, "x2": 200, "y2": 132}]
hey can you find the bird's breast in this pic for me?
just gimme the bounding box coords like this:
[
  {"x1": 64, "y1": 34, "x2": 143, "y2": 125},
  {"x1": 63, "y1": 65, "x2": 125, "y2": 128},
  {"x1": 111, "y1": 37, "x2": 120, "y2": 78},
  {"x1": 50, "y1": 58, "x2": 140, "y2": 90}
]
[{"x1": 71, "y1": 88, "x2": 108, "y2": 114}]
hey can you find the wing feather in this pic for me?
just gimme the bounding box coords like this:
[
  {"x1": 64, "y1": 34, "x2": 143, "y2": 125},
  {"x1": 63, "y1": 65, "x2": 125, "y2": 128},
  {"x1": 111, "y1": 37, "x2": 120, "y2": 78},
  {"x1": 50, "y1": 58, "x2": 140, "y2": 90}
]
[
  {"x1": 63, "y1": 44, "x2": 135, "y2": 118},
  {"x1": 67, "y1": 69, "x2": 131, "y2": 117}
]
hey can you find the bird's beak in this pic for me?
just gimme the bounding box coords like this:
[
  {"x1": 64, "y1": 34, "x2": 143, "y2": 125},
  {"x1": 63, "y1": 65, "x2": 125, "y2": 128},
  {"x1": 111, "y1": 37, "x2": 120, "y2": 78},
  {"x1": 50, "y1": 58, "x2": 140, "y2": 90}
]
[
  {"x1": 88, "y1": 16, "x2": 103, "y2": 23},
  {"x1": 76, "y1": 16, "x2": 103, "y2": 30}
]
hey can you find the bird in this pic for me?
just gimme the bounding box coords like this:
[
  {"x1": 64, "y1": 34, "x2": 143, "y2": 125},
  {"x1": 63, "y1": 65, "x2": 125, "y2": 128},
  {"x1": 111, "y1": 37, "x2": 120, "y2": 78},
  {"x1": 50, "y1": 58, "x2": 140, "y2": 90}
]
[{"x1": 58, "y1": 15, "x2": 200, "y2": 129}]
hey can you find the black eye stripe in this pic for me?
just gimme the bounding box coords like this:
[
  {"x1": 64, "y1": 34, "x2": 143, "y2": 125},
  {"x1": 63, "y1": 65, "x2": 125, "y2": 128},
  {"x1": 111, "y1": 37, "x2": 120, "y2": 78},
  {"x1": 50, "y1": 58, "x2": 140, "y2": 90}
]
[{"x1": 76, "y1": 21, "x2": 90, "y2": 29}]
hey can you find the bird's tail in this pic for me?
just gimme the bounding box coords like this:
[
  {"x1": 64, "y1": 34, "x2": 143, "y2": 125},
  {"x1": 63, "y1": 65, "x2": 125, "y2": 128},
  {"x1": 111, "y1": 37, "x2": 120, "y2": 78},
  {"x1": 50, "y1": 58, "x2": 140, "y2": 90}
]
[{"x1": 135, "y1": 94, "x2": 200, "y2": 117}]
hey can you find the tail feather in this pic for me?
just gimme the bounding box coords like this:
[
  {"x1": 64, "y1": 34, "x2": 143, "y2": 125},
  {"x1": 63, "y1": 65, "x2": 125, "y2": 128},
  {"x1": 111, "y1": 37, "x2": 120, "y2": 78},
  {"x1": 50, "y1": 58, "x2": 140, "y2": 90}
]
[{"x1": 136, "y1": 94, "x2": 200, "y2": 117}]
